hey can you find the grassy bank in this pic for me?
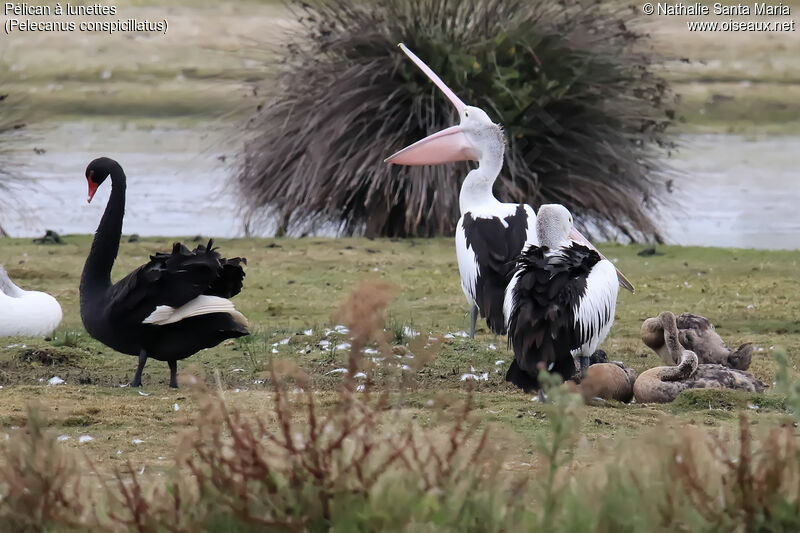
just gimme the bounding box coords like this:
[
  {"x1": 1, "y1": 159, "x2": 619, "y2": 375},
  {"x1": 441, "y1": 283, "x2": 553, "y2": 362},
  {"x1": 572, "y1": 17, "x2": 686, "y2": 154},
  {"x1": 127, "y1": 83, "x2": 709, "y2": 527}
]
[
  {"x1": 647, "y1": 14, "x2": 800, "y2": 134},
  {"x1": 3, "y1": 0, "x2": 799, "y2": 133},
  {"x1": 0, "y1": 236, "x2": 797, "y2": 471}
]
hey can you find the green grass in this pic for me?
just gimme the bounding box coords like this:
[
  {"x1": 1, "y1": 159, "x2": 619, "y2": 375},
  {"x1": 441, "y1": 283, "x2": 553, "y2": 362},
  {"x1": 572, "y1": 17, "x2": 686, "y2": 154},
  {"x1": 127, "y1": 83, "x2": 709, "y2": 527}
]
[
  {"x1": 0, "y1": 236, "x2": 797, "y2": 472},
  {"x1": 673, "y1": 82, "x2": 800, "y2": 134},
  {"x1": 640, "y1": 1, "x2": 800, "y2": 132}
]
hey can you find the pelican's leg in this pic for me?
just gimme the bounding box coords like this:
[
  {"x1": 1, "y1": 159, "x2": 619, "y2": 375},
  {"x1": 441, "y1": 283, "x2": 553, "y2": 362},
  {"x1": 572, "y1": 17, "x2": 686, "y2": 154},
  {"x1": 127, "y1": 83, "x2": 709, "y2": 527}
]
[
  {"x1": 168, "y1": 360, "x2": 178, "y2": 389},
  {"x1": 130, "y1": 350, "x2": 148, "y2": 387},
  {"x1": 469, "y1": 304, "x2": 479, "y2": 339}
]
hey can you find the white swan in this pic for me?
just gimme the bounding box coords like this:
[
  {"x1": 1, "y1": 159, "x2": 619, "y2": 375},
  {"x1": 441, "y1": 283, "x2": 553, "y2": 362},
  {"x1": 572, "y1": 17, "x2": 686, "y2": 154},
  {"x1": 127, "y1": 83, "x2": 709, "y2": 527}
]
[{"x1": 0, "y1": 265, "x2": 63, "y2": 337}]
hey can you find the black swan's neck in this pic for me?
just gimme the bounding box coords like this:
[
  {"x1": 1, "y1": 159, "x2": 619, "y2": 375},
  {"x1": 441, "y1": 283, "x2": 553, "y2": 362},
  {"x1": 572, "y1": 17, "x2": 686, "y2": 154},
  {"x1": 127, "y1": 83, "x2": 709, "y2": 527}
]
[{"x1": 81, "y1": 164, "x2": 126, "y2": 294}]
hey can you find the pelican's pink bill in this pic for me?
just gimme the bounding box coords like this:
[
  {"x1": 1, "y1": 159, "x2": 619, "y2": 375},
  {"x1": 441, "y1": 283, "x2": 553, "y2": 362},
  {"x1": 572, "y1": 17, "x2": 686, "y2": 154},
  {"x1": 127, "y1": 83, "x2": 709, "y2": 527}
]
[
  {"x1": 384, "y1": 125, "x2": 478, "y2": 165},
  {"x1": 568, "y1": 227, "x2": 635, "y2": 293},
  {"x1": 398, "y1": 43, "x2": 466, "y2": 112}
]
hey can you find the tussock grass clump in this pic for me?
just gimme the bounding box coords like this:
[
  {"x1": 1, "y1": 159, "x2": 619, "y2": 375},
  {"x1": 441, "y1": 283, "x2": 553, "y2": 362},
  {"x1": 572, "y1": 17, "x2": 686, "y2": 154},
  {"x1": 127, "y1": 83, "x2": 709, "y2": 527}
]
[{"x1": 235, "y1": 0, "x2": 676, "y2": 239}]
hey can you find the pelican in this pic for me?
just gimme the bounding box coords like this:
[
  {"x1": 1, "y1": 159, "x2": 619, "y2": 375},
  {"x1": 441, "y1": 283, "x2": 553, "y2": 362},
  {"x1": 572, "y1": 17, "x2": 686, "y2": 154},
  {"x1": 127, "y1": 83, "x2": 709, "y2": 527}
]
[
  {"x1": 503, "y1": 204, "x2": 619, "y2": 393},
  {"x1": 384, "y1": 44, "x2": 633, "y2": 339}
]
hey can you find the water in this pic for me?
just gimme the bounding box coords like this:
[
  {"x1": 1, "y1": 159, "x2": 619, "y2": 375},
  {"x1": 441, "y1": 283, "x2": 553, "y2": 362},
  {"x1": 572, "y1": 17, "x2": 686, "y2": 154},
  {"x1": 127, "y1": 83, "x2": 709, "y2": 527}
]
[
  {"x1": 2, "y1": 123, "x2": 799, "y2": 250},
  {"x1": 658, "y1": 134, "x2": 800, "y2": 250},
  {"x1": 1, "y1": 121, "x2": 242, "y2": 239}
]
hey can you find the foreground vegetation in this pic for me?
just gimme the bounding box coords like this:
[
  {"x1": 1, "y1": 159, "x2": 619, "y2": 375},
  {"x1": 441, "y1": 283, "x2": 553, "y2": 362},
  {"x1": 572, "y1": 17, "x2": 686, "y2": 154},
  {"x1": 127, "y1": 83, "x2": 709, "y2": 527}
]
[
  {"x1": 0, "y1": 237, "x2": 798, "y2": 528},
  {"x1": 3, "y1": 353, "x2": 800, "y2": 531},
  {"x1": 0, "y1": 236, "x2": 798, "y2": 529}
]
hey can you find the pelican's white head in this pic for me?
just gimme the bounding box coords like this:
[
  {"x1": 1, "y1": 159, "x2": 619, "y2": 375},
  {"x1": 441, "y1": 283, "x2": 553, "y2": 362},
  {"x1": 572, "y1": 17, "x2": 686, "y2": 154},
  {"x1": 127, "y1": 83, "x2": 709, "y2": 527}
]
[
  {"x1": 536, "y1": 203, "x2": 636, "y2": 293},
  {"x1": 384, "y1": 44, "x2": 504, "y2": 166},
  {"x1": 536, "y1": 204, "x2": 574, "y2": 249}
]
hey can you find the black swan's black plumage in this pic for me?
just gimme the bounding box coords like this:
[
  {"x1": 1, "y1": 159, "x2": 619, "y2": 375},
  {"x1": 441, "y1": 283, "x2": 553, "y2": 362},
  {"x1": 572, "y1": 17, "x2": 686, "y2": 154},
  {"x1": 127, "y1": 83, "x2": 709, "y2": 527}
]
[
  {"x1": 79, "y1": 157, "x2": 249, "y2": 388},
  {"x1": 505, "y1": 244, "x2": 601, "y2": 392}
]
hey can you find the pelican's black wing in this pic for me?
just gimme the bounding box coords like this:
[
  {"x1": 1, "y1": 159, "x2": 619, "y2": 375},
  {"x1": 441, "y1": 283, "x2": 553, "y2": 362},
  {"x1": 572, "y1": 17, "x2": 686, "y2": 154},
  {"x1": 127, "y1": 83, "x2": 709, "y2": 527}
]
[
  {"x1": 462, "y1": 204, "x2": 531, "y2": 334},
  {"x1": 505, "y1": 244, "x2": 601, "y2": 391}
]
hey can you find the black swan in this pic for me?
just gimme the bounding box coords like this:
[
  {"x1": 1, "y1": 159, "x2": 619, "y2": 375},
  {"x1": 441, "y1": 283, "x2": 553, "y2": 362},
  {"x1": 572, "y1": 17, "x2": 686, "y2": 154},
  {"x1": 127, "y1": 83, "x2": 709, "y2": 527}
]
[{"x1": 79, "y1": 157, "x2": 249, "y2": 388}]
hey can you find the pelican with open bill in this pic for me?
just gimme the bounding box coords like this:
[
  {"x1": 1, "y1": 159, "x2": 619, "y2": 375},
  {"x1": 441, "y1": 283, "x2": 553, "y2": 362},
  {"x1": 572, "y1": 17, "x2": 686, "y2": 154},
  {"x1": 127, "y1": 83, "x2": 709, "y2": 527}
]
[{"x1": 385, "y1": 44, "x2": 634, "y2": 338}]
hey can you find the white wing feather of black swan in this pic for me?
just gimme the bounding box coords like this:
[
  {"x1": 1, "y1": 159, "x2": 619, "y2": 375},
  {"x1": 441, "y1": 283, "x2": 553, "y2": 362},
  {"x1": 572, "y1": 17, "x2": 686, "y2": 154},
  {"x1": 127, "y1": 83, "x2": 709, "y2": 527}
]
[
  {"x1": 505, "y1": 244, "x2": 601, "y2": 391},
  {"x1": 462, "y1": 204, "x2": 530, "y2": 334},
  {"x1": 106, "y1": 239, "x2": 246, "y2": 325}
]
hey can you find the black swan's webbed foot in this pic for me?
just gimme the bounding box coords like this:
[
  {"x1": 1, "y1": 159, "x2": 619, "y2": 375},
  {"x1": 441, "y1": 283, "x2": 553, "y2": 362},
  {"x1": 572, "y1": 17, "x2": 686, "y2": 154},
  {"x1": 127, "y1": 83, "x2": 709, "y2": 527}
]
[
  {"x1": 168, "y1": 360, "x2": 178, "y2": 389},
  {"x1": 131, "y1": 350, "x2": 148, "y2": 387}
]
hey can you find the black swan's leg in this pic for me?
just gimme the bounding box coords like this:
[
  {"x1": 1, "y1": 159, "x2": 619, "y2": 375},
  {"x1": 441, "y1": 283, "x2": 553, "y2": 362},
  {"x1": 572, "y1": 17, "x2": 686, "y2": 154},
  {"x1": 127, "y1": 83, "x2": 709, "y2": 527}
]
[
  {"x1": 469, "y1": 304, "x2": 479, "y2": 339},
  {"x1": 131, "y1": 350, "x2": 148, "y2": 387},
  {"x1": 168, "y1": 360, "x2": 178, "y2": 389}
]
